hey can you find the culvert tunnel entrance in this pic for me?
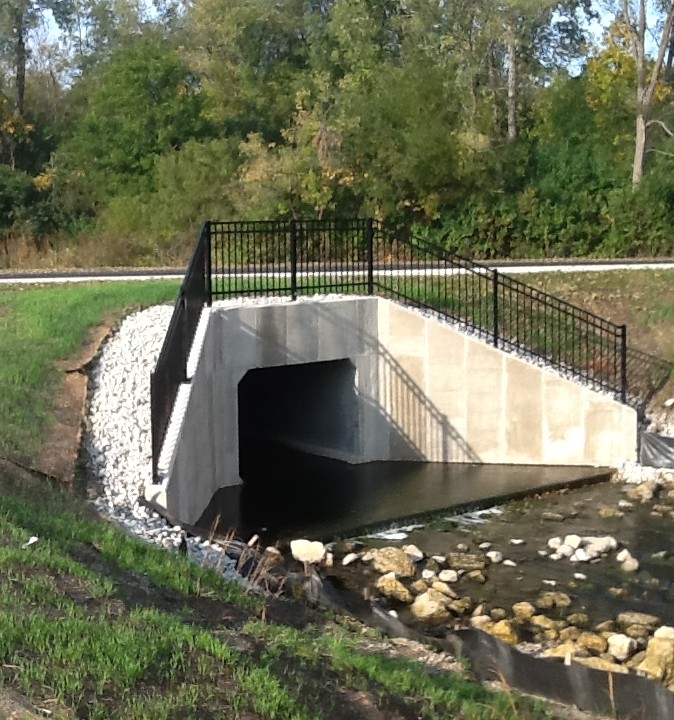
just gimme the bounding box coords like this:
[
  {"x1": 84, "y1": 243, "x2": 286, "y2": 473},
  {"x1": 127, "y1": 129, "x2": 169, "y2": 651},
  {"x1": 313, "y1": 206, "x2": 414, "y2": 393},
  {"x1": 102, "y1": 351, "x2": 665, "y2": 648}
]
[
  {"x1": 196, "y1": 357, "x2": 614, "y2": 541},
  {"x1": 237, "y1": 359, "x2": 360, "y2": 478}
]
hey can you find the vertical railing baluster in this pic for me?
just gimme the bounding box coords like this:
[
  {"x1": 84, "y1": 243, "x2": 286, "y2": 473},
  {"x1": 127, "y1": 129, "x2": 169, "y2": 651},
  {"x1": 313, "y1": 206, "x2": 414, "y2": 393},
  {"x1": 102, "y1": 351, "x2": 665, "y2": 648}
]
[
  {"x1": 367, "y1": 217, "x2": 375, "y2": 295},
  {"x1": 290, "y1": 218, "x2": 298, "y2": 301},
  {"x1": 621, "y1": 324, "x2": 628, "y2": 402},
  {"x1": 492, "y1": 269, "x2": 499, "y2": 347}
]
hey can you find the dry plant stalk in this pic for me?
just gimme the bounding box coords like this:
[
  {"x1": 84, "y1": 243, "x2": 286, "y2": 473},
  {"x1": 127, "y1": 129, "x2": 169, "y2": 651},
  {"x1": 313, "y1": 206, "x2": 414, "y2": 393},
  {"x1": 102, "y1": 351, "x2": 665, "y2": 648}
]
[
  {"x1": 495, "y1": 668, "x2": 520, "y2": 719},
  {"x1": 607, "y1": 671, "x2": 617, "y2": 718}
]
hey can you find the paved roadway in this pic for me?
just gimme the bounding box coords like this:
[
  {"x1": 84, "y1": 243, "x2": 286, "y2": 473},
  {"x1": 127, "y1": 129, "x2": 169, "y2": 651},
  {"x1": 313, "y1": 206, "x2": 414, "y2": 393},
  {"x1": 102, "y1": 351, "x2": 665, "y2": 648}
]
[{"x1": 0, "y1": 259, "x2": 673, "y2": 285}]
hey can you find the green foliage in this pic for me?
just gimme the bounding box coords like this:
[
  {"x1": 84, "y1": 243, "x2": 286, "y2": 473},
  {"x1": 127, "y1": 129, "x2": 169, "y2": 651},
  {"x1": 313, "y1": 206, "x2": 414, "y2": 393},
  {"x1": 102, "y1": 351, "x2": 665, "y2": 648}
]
[
  {"x1": 2, "y1": 0, "x2": 674, "y2": 262},
  {"x1": 0, "y1": 165, "x2": 34, "y2": 233},
  {"x1": 56, "y1": 33, "x2": 211, "y2": 211}
]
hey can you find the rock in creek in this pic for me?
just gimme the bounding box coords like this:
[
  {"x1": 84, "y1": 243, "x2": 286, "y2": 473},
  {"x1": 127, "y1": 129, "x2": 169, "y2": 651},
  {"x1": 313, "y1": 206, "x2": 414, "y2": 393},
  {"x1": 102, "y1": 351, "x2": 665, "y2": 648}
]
[
  {"x1": 376, "y1": 572, "x2": 413, "y2": 603},
  {"x1": 636, "y1": 637, "x2": 674, "y2": 683},
  {"x1": 290, "y1": 539, "x2": 326, "y2": 565},
  {"x1": 608, "y1": 633, "x2": 637, "y2": 662},
  {"x1": 447, "y1": 553, "x2": 486, "y2": 571},
  {"x1": 410, "y1": 589, "x2": 451, "y2": 624},
  {"x1": 367, "y1": 547, "x2": 416, "y2": 578}
]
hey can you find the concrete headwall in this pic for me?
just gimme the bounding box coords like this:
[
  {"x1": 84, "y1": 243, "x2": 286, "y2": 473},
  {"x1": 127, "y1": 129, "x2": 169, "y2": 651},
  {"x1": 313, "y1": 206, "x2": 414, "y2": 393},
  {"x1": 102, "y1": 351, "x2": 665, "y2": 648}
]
[{"x1": 147, "y1": 297, "x2": 637, "y2": 524}]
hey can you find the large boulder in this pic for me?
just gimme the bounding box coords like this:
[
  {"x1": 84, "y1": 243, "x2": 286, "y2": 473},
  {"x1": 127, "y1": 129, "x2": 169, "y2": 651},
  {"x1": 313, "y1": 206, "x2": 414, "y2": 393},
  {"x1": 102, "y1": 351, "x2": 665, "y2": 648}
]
[
  {"x1": 636, "y1": 637, "x2": 674, "y2": 682},
  {"x1": 410, "y1": 589, "x2": 451, "y2": 624},
  {"x1": 486, "y1": 620, "x2": 519, "y2": 646},
  {"x1": 576, "y1": 632, "x2": 608, "y2": 655},
  {"x1": 512, "y1": 601, "x2": 536, "y2": 620},
  {"x1": 608, "y1": 633, "x2": 637, "y2": 662},
  {"x1": 536, "y1": 591, "x2": 572, "y2": 610},
  {"x1": 626, "y1": 480, "x2": 658, "y2": 503},
  {"x1": 368, "y1": 547, "x2": 416, "y2": 578},
  {"x1": 617, "y1": 611, "x2": 660, "y2": 629},
  {"x1": 375, "y1": 572, "x2": 413, "y2": 603},
  {"x1": 290, "y1": 539, "x2": 326, "y2": 565}
]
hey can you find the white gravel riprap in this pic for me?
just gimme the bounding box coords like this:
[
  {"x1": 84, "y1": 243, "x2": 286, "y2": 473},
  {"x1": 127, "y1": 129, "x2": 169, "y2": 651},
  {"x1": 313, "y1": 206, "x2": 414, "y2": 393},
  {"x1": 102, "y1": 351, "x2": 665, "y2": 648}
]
[{"x1": 85, "y1": 304, "x2": 241, "y2": 579}]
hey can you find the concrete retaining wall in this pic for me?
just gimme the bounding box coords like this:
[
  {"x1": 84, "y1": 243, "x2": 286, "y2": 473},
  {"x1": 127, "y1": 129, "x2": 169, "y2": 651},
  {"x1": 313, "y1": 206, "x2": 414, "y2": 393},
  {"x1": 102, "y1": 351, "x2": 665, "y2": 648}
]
[{"x1": 146, "y1": 297, "x2": 637, "y2": 525}]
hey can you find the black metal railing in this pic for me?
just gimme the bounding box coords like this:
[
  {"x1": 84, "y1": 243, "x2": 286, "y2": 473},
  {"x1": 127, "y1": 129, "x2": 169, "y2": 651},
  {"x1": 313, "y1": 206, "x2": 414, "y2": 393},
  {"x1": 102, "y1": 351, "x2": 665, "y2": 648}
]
[
  {"x1": 150, "y1": 218, "x2": 632, "y2": 480},
  {"x1": 150, "y1": 222, "x2": 210, "y2": 479},
  {"x1": 372, "y1": 226, "x2": 628, "y2": 401},
  {"x1": 208, "y1": 218, "x2": 374, "y2": 300}
]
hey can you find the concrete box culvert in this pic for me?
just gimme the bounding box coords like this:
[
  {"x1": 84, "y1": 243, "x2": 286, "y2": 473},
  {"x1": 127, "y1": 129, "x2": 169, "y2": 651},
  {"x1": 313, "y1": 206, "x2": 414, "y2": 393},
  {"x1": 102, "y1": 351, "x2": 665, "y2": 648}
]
[{"x1": 145, "y1": 297, "x2": 637, "y2": 526}]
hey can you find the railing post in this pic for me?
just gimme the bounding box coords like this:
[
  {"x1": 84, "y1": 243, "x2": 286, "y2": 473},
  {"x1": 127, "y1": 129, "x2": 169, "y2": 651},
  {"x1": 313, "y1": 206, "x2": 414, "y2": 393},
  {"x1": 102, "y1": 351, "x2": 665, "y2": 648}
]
[
  {"x1": 179, "y1": 294, "x2": 188, "y2": 383},
  {"x1": 366, "y1": 217, "x2": 375, "y2": 295},
  {"x1": 150, "y1": 371, "x2": 159, "y2": 482},
  {"x1": 492, "y1": 269, "x2": 499, "y2": 347},
  {"x1": 290, "y1": 218, "x2": 298, "y2": 301},
  {"x1": 620, "y1": 324, "x2": 628, "y2": 403},
  {"x1": 205, "y1": 220, "x2": 212, "y2": 306}
]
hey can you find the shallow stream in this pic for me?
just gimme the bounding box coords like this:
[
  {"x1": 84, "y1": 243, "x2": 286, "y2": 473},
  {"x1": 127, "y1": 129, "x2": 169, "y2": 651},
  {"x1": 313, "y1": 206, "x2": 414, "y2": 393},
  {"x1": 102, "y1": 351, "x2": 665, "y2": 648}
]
[{"x1": 191, "y1": 443, "x2": 674, "y2": 630}]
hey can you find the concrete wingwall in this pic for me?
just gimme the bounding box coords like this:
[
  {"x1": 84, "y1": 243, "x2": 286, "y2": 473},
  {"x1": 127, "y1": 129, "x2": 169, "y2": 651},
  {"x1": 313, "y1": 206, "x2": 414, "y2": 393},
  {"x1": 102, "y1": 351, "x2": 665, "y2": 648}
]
[{"x1": 147, "y1": 297, "x2": 637, "y2": 525}]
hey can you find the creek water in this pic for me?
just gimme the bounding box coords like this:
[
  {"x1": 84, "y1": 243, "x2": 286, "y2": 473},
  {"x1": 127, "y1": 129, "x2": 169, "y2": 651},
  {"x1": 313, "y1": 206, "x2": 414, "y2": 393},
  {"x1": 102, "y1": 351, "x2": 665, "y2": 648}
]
[
  {"x1": 197, "y1": 441, "x2": 610, "y2": 541},
  {"x1": 196, "y1": 442, "x2": 674, "y2": 631}
]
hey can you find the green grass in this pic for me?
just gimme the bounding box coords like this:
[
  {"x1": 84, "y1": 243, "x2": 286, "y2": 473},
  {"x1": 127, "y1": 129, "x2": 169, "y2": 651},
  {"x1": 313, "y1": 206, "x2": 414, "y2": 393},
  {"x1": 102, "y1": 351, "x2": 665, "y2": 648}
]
[
  {"x1": 0, "y1": 281, "x2": 179, "y2": 459},
  {"x1": 0, "y1": 470, "x2": 548, "y2": 720}
]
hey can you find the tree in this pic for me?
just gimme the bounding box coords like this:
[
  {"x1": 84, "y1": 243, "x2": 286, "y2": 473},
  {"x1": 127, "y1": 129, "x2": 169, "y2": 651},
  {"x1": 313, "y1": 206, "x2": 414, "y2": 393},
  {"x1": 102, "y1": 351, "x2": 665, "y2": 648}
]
[
  {"x1": 495, "y1": 0, "x2": 594, "y2": 142},
  {"x1": 0, "y1": 0, "x2": 74, "y2": 117},
  {"x1": 613, "y1": 1, "x2": 674, "y2": 187},
  {"x1": 185, "y1": 0, "x2": 310, "y2": 140},
  {"x1": 55, "y1": 34, "x2": 210, "y2": 210}
]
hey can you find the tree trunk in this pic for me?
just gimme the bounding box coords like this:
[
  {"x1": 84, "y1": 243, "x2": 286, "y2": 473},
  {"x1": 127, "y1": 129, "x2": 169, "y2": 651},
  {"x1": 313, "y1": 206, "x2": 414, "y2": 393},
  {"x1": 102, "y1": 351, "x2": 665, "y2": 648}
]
[
  {"x1": 506, "y1": 30, "x2": 517, "y2": 142},
  {"x1": 666, "y1": 35, "x2": 674, "y2": 84},
  {"x1": 487, "y1": 44, "x2": 499, "y2": 130},
  {"x1": 632, "y1": 111, "x2": 646, "y2": 189},
  {"x1": 15, "y1": 6, "x2": 26, "y2": 117}
]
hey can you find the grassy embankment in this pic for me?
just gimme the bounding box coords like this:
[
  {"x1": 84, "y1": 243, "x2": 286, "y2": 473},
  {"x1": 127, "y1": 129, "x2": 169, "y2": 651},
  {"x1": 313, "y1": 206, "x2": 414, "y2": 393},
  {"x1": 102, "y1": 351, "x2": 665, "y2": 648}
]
[{"x1": 0, "y1": 281, "x2": 552, "y2": 719}]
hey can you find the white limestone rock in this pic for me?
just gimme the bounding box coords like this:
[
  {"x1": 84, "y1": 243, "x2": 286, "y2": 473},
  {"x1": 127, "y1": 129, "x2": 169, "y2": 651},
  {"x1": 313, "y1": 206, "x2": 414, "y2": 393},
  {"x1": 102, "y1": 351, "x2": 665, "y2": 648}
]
[
  {"x1": 621, "y1": 556, "x2": 640, "y2": 572},
  {"x1": 563, "y1": 534, "x2": 582, "y2": 550},
  {"x1": 608, "y1": 633, "x2": 637, "y2": 662},
  {"x1": 403, "y1": 544, "x2": 424, "y2": 562},
  {"x1": 290, "y1": 539, "x2": 327, "y2": 565},
  {"x1": 655, "y1": 627, "x2": 674, "y2": 640}
]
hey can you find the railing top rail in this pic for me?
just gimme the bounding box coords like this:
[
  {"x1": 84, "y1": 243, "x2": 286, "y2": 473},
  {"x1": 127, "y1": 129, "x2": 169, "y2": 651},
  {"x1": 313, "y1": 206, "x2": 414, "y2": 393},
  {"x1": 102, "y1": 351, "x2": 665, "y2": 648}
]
[{"x1": 372, "y1": 220, "x2": 625, "y2": 336}]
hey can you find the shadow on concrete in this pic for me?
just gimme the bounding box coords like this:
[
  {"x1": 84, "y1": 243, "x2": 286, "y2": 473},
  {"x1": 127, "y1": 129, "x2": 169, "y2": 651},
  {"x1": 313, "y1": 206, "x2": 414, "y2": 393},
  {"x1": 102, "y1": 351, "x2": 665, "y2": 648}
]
[{"x1": 232, "y1": 300, "x2": 479, "y2": 468}]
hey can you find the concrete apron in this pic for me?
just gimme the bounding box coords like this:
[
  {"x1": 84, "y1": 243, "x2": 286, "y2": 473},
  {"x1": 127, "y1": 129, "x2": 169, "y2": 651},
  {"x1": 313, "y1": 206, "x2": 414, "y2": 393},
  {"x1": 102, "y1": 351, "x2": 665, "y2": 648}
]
[{"x1": 145, "y1": 297, "x2": 637, "y2": 527}]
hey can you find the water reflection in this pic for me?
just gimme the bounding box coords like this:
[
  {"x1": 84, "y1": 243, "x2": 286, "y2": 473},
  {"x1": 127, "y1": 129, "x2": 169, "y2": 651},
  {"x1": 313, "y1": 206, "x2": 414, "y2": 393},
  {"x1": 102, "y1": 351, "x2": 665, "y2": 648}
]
[{"x1": 197, "y1": 441, "x2": 611, "y2": 542}]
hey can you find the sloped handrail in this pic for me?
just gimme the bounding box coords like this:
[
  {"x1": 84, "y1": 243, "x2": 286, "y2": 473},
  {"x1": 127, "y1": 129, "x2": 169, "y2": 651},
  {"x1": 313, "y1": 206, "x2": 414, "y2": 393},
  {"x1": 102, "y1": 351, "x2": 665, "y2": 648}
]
[{"x1": 150, "y1": 218, "x2": 631, "y2": 481}]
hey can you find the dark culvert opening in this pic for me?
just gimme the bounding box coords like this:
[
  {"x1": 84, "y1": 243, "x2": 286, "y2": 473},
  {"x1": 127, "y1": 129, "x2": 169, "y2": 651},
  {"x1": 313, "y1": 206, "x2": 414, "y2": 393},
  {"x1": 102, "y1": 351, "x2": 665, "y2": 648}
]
[
  {"x1": 237, "y1": 358, "x2": 360, "y2": 476},
  {"x1": 235, "y1": 360, "x2": 365, "y2": 531},
  {"x1": 198, "y1": 360, "x2": 612, "y2": 542}
]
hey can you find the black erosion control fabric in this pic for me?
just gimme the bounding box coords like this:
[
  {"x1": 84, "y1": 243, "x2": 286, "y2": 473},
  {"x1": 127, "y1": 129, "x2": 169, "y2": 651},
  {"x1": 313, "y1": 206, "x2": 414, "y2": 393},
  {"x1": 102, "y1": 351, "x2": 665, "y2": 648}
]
[{"x1": 640, "y1": 431, "x2": 674, "y2": 469}]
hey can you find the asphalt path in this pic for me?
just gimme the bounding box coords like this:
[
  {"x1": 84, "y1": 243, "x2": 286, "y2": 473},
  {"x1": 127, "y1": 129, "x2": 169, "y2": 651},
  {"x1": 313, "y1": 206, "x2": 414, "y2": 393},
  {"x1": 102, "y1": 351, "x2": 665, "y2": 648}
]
[{"x1": 0, "y1": 258, "x2": 673, "y2": 285}]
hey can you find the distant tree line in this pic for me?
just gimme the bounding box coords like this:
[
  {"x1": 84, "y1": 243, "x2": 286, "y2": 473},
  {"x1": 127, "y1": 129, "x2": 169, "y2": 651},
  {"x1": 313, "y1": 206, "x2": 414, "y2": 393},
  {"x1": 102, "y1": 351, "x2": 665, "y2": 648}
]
[{"x1": 0, "y1": 0, "x2": 673, "y2": 266}]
